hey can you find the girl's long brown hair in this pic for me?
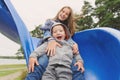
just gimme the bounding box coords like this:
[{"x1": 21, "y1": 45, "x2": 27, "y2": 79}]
[{"x1": 53, "y1": 6, "x2": 76, "y2": 36}]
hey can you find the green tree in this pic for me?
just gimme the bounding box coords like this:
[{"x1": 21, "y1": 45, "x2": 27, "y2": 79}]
[
  {"x1": 75, "y1": 1, "x2": 94, "y2": 31},
  {"x1": 30, "y1": 25, "x2": 43, "y2": 38},
  {"x1": 93, "y1": 0, "x2": 120, "y2": 29},
  {"x1": 76, "y1": 0, "x2": 120, "y2": 30},
  {"x1": 15, "y1": 47, "x2": 24, "y2": 59}
]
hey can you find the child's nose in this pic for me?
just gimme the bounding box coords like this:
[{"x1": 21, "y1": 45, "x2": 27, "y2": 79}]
[{"x1": 57, "y1": 32, "x2": 61, "y2": 34}]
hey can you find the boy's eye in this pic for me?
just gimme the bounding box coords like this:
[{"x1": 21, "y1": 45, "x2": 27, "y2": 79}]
[
  {"x1": 53, "y1": 31, "x2": 57, "y2": 33},
  {"x1": 60, "y1": 30, "x2": 62, "y2": 32}
]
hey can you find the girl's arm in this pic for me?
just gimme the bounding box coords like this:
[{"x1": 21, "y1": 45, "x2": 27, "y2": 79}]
[{"x1": 46, "y1": 39, "x2": 62, "y2": 56}]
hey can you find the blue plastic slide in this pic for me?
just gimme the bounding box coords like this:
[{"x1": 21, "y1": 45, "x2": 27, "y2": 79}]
[{"x1": 0, "y1": 0, "x2": 120, "y2": 80}]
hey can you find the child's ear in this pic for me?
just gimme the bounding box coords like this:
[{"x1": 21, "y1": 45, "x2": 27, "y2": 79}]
[{"x1": 65, "y1": 34, "x2": 69, "y2": 40}]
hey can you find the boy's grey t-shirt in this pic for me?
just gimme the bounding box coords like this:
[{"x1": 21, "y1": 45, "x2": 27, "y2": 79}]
[{"x1": 30, "y1": 40, "x2": 83, "y2": 68}]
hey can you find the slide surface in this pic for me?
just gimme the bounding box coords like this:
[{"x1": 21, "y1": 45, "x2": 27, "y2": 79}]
[
  {"x1": 73, "y1": 28, "x2": 120, "y2": 80},
  {"x1": 0, "y1": 0, "x2": 120, "y2": 80}
]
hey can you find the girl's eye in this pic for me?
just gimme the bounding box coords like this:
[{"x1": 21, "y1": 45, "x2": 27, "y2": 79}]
[
  {"x1": 62, "y1": 10, "x2": 65, "y2": 13},
  {"x1": 66, "y1": 13, "x2": 69, "y2": 16}
]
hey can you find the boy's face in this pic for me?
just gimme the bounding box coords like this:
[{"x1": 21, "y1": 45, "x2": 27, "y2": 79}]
[{"x1": 52, "y1": 25, "x2": 66, "y2": 41}]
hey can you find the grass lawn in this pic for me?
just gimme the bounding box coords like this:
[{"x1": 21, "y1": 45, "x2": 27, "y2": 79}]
[{"x1": 0, "y1": 64, "x2": 26, "y2": 77}]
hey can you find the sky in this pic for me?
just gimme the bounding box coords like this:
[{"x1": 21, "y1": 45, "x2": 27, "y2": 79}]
[{"x1": 0, "y1": 0, "x2": 95, "y2": 56}]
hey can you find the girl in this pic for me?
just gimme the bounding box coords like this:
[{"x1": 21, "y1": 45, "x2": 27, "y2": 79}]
[{"x1": 26, "y1": 6, "x2": 85, "y2": 80}]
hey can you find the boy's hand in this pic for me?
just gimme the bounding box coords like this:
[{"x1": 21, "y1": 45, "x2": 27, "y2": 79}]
[
  {"x1": 74, "y1": 61, "x2": 85, "y2": 73},
  {"x1": 28, "y1": 57, "x2": 39, "y2": 73}
]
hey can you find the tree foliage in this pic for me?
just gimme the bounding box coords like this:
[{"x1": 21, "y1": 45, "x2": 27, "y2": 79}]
[
  {"x1": 93, "y1": 0, "x2": 120, "y2": 29},
  {"x1": 30, "y1": 25, "x2": 43, "y2": 38},
  {"x1": 75, "y1": 1, "x2": 94, "y2": 31},
  {"x1": 76, "y1": 0, "x2": 120, "y2": 30}
]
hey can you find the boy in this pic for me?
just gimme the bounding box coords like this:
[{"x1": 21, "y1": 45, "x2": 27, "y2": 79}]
[{"x1": 30, "y1": 22, "x2": 84, "y2": 80}]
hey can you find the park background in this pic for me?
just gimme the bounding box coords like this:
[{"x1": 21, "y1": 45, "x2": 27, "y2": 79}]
[{"x1": 0, "y1": 0, "x2": 120, "y2": 80}]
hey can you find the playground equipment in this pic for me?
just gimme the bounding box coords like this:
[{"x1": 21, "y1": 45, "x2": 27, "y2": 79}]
[{"x1": 0, "y1": 0, "x2": 120, "y2": 80}]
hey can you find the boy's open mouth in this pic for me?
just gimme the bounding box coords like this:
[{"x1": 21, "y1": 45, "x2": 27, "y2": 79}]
[{"x1": 56, "y1": 36, "x2": 62, "y2": 40}]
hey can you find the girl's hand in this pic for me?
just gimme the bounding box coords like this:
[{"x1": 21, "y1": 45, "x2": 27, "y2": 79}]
[
  {"x1": 72, "y1": 43, "x2": 79, "y2": 54},
  {"x1": 28, "y1": 57, "x2": 39, "y2": 73},
  {"x1": 74, "y1": 61, "x2": 85, "y2": 73},
  {"x1": 46, "y1": 40, "x2": 62, "y2": 56}
]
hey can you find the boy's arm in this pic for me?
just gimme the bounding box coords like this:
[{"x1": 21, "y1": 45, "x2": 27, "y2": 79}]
[
  {"x1": 28, "y1": 42, "x2": 47, "y2": 72},
  {"x1": 30, "y1": 42, "x2": 47, "y2": 58},
  {"x1": 74, "y1": 52, "x2": 84, "y2": 63},
  {"x1": 74, "y1": 53, "x2": 85, "y2": 73}
]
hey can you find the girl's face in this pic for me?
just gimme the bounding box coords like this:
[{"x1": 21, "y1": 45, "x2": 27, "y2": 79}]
[
  {"x1": 58, "y1": 7, "x2": 71, "y2": 21},
  {"x1": 52, "y1": 25, "x2": 66, "y2": 41}
]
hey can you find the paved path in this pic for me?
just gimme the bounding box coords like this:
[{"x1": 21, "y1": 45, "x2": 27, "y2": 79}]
[
  {"x1": 0, "y1": 71, "x2": 22, "y2": 80},
  {"x1": 0, "y1": 67, "x2": 27, "y2": 80}
]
